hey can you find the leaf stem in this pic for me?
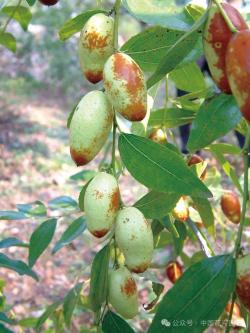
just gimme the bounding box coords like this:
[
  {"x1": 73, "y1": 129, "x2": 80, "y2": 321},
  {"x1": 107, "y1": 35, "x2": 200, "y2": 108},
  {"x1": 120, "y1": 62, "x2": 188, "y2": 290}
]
[
  {"x1": 225, "y1": 292, "x2": 236, "y2": 333},
  {"x1": 234, "y1": 126, "x2": 250, "y2": 256},
  {"x1": 113, "y1": 0, "x2": 121, "y2": 51},
  {"x1": 187, "y1": 218, "x2": 215, "y2": 257},
  {"x1": 212, "y1": 0, "x2": 237, "y2": 33},
  {"x1": 1, "y1": 0, "x2": 22, "y2": 33}
]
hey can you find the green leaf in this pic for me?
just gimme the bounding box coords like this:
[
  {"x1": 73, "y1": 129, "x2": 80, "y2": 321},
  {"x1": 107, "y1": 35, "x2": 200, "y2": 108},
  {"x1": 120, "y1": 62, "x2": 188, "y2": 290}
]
[
  {"x1": 0, "y1": 237, "x2": 29, "y2": 249},
  {"x1": 134, "y1": 191, "x2": 179, "y2": 219},
  {"x1": 208, "y1": 143, "x2": 241, "y2": 155},
  {"x1": 171, "y1": 220, "x2": 187, "y2": 256},
  {"x1": 52, "y1": 217, "x2": 86, "y2": 254},
  {"x1": 18, "y1": 317, "x2": 37, "y2": 328},
  {"x1": 169, "y1": 62, "x2": 206, "y2": 93},
  {"x1": 147, "y1": 12, "x2": 207, "y2": 89},
  {"x1": 102, "y1": 310, "x2": 135, "y2": 333},
  {"x1": 148, "y1": 255, "x2": 236, "y2": 333},
  {"x1": 191, "y1": 197, "x2": 214, "y2": 234},
  {"x1": 0, "y1": 253, "x2": 38, "y2": 281},
  {"x1": 118, "y1": 133, "x2": 212, "y2": 198},
  {"x1": 78, "y1": 179, "x2": 93, "y2": 212},
  {"x1": 49, "y1": 196, "x2": 77, "y2": 210},
  {"x1": 89, "y1": 244, "x2": 110, "y2": 312},
  {"x1": 67, "y1": 102, "x2": 78, "y2": 129},
  {"x1": 59, "y1": 9, "x2": 107, "y2": 41},
  {"x1": 63, "y1": 283, "x2": 83, "y2": 328},
  {"x1": 0, "y1": 323, "x2": 14, "y2": 333},
  {"x1": 121, "y1": 27, "x2": 201, "y2": 72},
  {"x1": 0, "y1": 312, "x2": 15, "y2": 325},
  {"x1": 36, "y1": 300, "x2": 62, "y2": 332},
  {"x1": 187, "y1": 95, "x2": 242, "y2": 152},
  {"x1": 70, "y1": 170, "x2": 96, "y2": 181},
  {"x1": 122, "y1": 0, "x2": 192, "y2": 31},
  {"x1": 0, "y1": 32, "x2": 16, "y2": 52},
  {"x1": 2, "y1": 6, "x2": 32, "y2": 31},
  {"x1": 29, "y1": 219, "x2": 57, "y2": 267},
  {"x1": 25, "y1": 0, "x2": 36, "y2": 5},
  {"x1": 148, "y1": 108, "x2": 195, "y2": 128},
  {"x1": 0, "y1": 211, "x2": 26, "y2": 220},
  {"x1": 16, "y1": 201, "x2": 47, "y2": 217}
]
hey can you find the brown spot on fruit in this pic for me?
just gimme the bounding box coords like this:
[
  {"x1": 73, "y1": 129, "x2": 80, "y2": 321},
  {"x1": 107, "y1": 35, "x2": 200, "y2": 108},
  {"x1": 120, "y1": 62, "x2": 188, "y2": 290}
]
[
  {"x1": 125, "y1": 102, "x2": 147, "y2": 121},
  {"x1": 85, "y1": 30, "x2": 109, "y2": 50},
  {"x1": 85, "y1": 70, "x2": 103, "y2": 84},
  {"x1": 108, "y1": 188, "x2": 120, "y2": 213},
  {"x1": 166, "y1": 261, "x2": 183, "y2": 284},
  {"x1": 131, "y1": 262, "x2": 149, "y2": 273},
  {"x1": 93, "y1": 190, "x2": 104, "y2": 200},
  {"x1": 226, "y1": 30, "x2": 250, "y2": 123},
  {"x1": 203, "y1": 3, "x2": 248, "y2": 93},
  {"x1": 220, "y1": 192, "x2": 241, "y2": 224},
  {"x1": 187, "y1": 154, "x2": 207, "y2": 180},
  {"x1": 236, "y1": 275, "x2": 250, "y2": 311},
  {"x1": 121, "y1": 277, "x2": 137, "y2": 296},
  {"x1": 91, "y1": 228, "x2": 109, "y2": 238},
  {"x1": 70, "y1": 147, "x2": 90, "y2": 166}
]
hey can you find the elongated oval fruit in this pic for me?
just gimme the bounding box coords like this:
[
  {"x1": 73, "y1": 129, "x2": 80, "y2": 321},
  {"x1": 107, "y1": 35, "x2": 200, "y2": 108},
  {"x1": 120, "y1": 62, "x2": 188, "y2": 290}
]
[
  {"x1": 236, "y1": 254, "x2": 250, "y2": 311},
  {"x1": 109, "y1": 266, "x2": 138, "y2": 319},
  {"x1": 149, "y1": 128, "x2": 167, "y2": 144},
  {"x1": 115, "y1": 207, "x2": 154, "y2": 273},
  {"x1": 172, "y1": 197, "x2": 189, "y2": 222},
  {"x1": 79, "y1": 13, "x2": 114, "y2": 83},
  {"x1": 69, "y1": 91, "x2": 113, "y2": 166},
  {"x1": 203, "y1": 3, "x2": 248, "y2": 93},
  {"x1": 39, "y1": 0, "x2": 59, "y2": 5},
  {"x1": 187, "y1": 154, "x2": 207, "y2": 180},
  {"x1": 220, "y1": 192, "x2": 241, "y2": 224},
  {"x1": 225, "y1": 302, "x2": 241, "y2": 318},
  {"x1": 84, "y1": 172, "x2": 120, "y2": 238},
  {"x1": 226, "y1": 30, "x2": 250, "y2": 123},
  {"x1": 103, "y1": 52, "x2": 147, "y2": 121},
  {"x1": 166, "y1": 260, "x2": 183, "y2": 284}
]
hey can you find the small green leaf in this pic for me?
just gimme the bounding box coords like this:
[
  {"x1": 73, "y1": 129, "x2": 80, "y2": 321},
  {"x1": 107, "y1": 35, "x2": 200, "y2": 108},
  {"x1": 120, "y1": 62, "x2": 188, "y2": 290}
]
[
  {"x1": 49, "y1": 196, "x2": 77, "y2": 210},
  {"x1": 36, "y1": 300, "x2": 62, "y2": 332},
  {"x1": 0, "y1": 211, "x2": 26, "y2": 220},
  {"x1": 67, "y1": 102, "x2": 78, "y2": 129},
  {"x1": 78, "y1": 179, "x2": 93, "y2": 212},
  {"x1": 148, "y1": 255, "x2": 236, "y2": 333},
  {"x1": 2, "y1": 6, "x2": 32, "y2": 30},
  {"x1": 0, "y1": 323, "x2": 14, "y2": 333},
  {"x1": 0, "y1": 32, "x2": 16, "y2": 52},
  {"x1": 63, "y1": 283, "x2": 83, "y2": 328},
  {"x1": 16, "y1": 201, "x2": 47, "y2": 217},
  {"x1": 0, "y1": 237, "x2": 29, "y2": 249},
  {"x1": 18, "y1": 317, "x2": 37, "y2": 328},
  {"x1": 148, "y1": 108, "x2": 195, "y2": 128},
  {"x1": 89, "y1": 244, "x2": 110, "y2": 312},
  {"x1": 191, "y1": 197, "x2": 214, "y2": 234},
  {"x1": 102, "y1": 310, "x2": 135, "y2": 333},
  {"x1": 52, "y1": 217, "x2": 86, "y2": 254},
  {"x1": 29, "y1": 219, "x2": 57, "y2": 267},
  {"x1": 25, "y1": 0, "x2": 36, "y2": 5},
  {"x1": 134, "y1": 191, "x2": 179, "y2": 219},
  {"x1": 118, "y1": 133, "x2": 212, "y2": 198},
  {"x1": 0, "y1": 253, "x2": 38, "y2": 281},
  {"x1": 187, "y1": 95, "x2": 242, "y2": 152},
  {"x1": 59, "y1": 9, "x2": 107, "y2": 41},
  {"x1": 208, "y1": 143, "x2": 241, "y2": 155},
  {"x1": 70, "y1": 170, "x2": 96, "y2": 181},
  {"x1": 0, "y1": 312, "x2": 15, "y2": 325}
]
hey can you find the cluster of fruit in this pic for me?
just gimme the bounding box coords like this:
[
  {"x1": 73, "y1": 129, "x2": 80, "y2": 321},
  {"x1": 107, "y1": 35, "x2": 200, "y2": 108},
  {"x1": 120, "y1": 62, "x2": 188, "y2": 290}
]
[
  {"x1": 67, "y1": 12, "x2": 152, "y2": 319},
  {"x1": 203, "y1": 1, "x2": 250, "y2": 122}
]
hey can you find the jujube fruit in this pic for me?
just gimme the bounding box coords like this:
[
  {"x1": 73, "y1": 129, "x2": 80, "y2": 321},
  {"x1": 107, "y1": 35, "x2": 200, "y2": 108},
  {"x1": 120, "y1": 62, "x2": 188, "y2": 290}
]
[
  {"x1": 187, "y1": 154, "x2": 207, "y2": 180},
  {"x1": 236, "y1": 254, "x2": 250, "y2": 311},
  {"x1": 220, "y1": 192, "x2": 241, "y2": 224},
  {"x1": 225, "y1": 302, "x2": 241, "y2": 317},
  {"x1": 69, "y1": 91, "x2": 113, "y2": 166},
  {"x1": 115, "y1": 207, "x2": 154, "y2": 273},
  {"x1": 39, "y1": 0, "x2": 59, "y2": 5},
  {"x1": 84, "y1": 172, "x2": 120, "y2": 238},
  {"x1": 103, "y1": 52, "x2": 147, "y2": 121},
  {"x1": 148, "y1": 128, "x2": 167, "y2": 144},
  {"x1": 172, "y1": 197, "x2": 189, "y2": 222},
  {"x1": 203, "y1": 3, "x2": 248, "y2": 93},
  {"x1": 108, "y1": 266, "x2": 138, "y2": 319},
  {"x1": 79, "y1": 13, "x2": 114, "y2": 84},
  {"x1": 226, "y1": 30, "x2": 250, "y2": 123},
  {"x1": 166, "y1": 261, "x2": 183, "y2": 284}
]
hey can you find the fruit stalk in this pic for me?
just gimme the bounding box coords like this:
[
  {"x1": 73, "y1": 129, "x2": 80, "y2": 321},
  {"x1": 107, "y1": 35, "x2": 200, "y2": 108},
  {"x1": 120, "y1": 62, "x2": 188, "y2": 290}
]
[
  {"x1": 212, "y1": 0, "x2": 237, "y2": 33},
  {"x1": 234, "y1": 128, "x2": 250, "y2": 256},
  {"x1": 113, "y1": 0, "x2": 121, "y2": 51}
]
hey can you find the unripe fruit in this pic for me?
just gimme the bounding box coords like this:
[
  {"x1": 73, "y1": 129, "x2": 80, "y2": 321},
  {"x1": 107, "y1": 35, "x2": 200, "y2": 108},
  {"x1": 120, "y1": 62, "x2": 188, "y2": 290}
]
[
  {"x1": 108, "y1": 266, "x2": 138, "y2": 319},
  {"x1": 188, "y1": 154, "x2": 207, "y2": 180},
  {"x1": 103, "y1": 52, "x2": 147, "y2": 121},
  {"x1": 69, "y1": 91, "x2": 113, "y2": 166},
  {"x1": 203, "y1": 3, "x2": 248, "y2": 93},
  {"x1": 166, "y1": 261, "x2": 182, "y2": 284},
  {"x1": 39, "y1": 0, "x2": 59, "y2": 5},
  {"x1": 236, "y1": 254, "x2": 250, "y2": 311},
  {"x1": 84, "y1": 172, "x2": 120, "y2": 238},
  {"x1": 226, "y1": 30, "x2": 250, "y2": 122},
  {"x1": 220, "y1": 192, "x2": 241, "y2": 224},
  {"x1": 148, "y1": 128, "x2": 167, "y2": 144},
  {"x1": 172, "y1": 197, "x2": 189, "y2": 222},
  {"x1": 225, "y1": 302, "x2": 241, "y2": 317},
  {"x1": 115, "y1": 207, "x2": 154, "y2": 273},
  {"x1": 79, "y1": 13, "x2": 114, "y2": 84}
]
